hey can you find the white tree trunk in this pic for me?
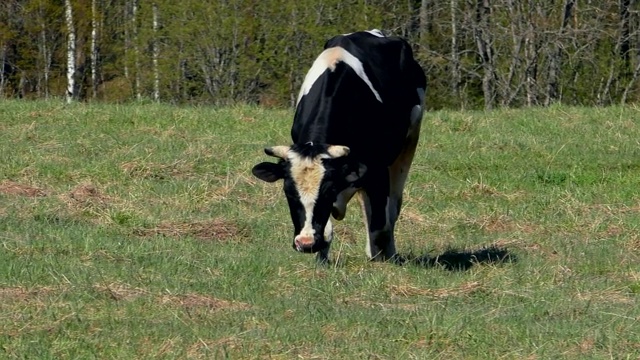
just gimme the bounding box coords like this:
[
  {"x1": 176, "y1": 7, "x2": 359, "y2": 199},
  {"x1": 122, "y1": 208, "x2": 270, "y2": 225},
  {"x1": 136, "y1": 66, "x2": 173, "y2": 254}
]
[
  {"x1": 152, "y1": 2, "x2": 160, "y2": 102},
  {"x1": 124, "y1": 0, "x2": 129, "y2": 79},
  {"x1": 0, "y1": 43, "x2": 6, "y2": 98},
  {"x1": 132, "y1": 0, "x2": 141, "y2": 100},
  {"x1": 36, "y1": 1, "x2": 50, "y2": 99},
  {"x1": 450, "y1": 0, "x2": 459, "y2": 98},
  {"x1": 622, "y1": 60, "x2": 640, "y2": 104},
  {"x1": 91, "y1": 0, "x2": 99, "y2": 98},
  {"x1": 65, "y1": 0, "x2": 76, "y2": 104},
  {"x1": 40, "y1": 25, "x2": 50, "y2": 98},
  {"x1": 419, "y1": 0, "x2": 429, "y2": 46},
  {"x1": 545, "y1": 0, "x2": 574, "y2": 106}
]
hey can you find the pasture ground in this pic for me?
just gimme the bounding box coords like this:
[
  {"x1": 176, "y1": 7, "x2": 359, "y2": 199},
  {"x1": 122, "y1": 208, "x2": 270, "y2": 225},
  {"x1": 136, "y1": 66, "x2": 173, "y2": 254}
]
[{"x1": 1, "y1": 100, "x2": 639, "y2": 359}]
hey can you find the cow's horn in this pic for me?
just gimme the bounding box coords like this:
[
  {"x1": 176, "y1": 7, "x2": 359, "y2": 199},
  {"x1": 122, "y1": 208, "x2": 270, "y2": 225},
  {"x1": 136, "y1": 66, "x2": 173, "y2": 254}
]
[
  {"x1": 264, "y1": 146, "x2": 290, "y2": 159},
  {"x1": 326, "y1": 145, "x2": 350, "y2": 158}
]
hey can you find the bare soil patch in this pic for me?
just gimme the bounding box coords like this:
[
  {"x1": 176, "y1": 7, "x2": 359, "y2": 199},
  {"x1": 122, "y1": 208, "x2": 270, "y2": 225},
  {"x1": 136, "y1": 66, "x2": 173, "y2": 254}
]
[
  {"x1": 134, "y1": 218, "x2": 245, "y2": 242},
  {"x1": 61, "y1": 183, "x2": 111, "y2": 210},
  {"x1": 0, "y1": 180, "x2": 46, "y2": 197}
]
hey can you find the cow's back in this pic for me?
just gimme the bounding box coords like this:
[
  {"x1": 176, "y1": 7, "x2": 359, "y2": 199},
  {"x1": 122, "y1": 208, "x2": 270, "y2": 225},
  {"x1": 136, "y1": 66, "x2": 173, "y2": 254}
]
[{"x1": 292, "y1": 31, "x2": 425, "y2": 167}]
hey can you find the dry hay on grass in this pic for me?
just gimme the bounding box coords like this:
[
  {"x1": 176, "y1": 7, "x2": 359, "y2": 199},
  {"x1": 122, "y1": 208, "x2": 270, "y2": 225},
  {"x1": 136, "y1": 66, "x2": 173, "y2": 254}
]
[
  {"x1": 388, "y1": 281, "x2": 482, "y2": 299},
  {"x1": 93, "y1": 282, "x2": 250, "y2": 311},
  {"x1": 134, "y1": 218, "x2": 245, "y2": 242},
  {"x1": 160, "y1": 293, "x2": 251, "y2": 311},
  {"x1": 333, "y1": 226, "x2": 359, "y2": 245},
  {"x1": 575, "y1": 288, "x2": 637, "y2": 305},
  {"x1": 121, "y1": 160, "x2": 193, "y2": 180},
  {"x1": 0, "y1": 180, "x2": 46, "y2": 197},
  {"x1": 461, "y1": 213, "x2": 538, "y2": 235},
  {"x1": 93, "y1": 282, "x2": 150, "y2": 301},
  {"x1": 336, "y1": 282, "x2": 483, "y2": 312},
  {"x1": 186, "y1": 337, "x2": 244, "y2": 359},
  {"x1": 0, "y1": 286, "x2": 60, "y2": 303}
]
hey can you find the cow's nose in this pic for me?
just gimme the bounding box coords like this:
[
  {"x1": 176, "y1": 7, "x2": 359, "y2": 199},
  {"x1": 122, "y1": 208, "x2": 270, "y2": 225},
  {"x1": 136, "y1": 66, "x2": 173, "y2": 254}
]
[{"x1": 294, "y1": 235, "x2": 315, "y2": 252}]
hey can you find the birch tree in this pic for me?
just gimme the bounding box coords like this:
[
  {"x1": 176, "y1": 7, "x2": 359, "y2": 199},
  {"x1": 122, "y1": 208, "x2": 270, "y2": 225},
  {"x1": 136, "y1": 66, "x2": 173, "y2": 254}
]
[
  {"x1": 132, "y1": 0, "x2": 140, "y2": 100},
  {"x1": 91, "y1": 0, "x2": 99, "y2": 98},
  {"x1": 65, "y1": 0, "x2": 75, "y2": 103},
  {"x1": 152, "y1": 1, "x2": 159, "y2": 102},
  {"x1": 473, "y1": 0, "x2": 497, "y2": 109},
  {"x1": 545, "y1": 0, "x2": 574, "y2": 106},
  {"x1": 450, "y1": 0, "x2": 460, "y2": 99},
  {"x1": 0, "y1": 44, "x2": 6, "y2": 98}
]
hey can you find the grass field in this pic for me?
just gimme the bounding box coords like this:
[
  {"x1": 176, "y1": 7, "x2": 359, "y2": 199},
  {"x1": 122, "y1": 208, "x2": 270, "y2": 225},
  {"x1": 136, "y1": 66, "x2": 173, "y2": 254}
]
[{"x1": 1, "y1": 100, "x2": 639, "y2": 359}]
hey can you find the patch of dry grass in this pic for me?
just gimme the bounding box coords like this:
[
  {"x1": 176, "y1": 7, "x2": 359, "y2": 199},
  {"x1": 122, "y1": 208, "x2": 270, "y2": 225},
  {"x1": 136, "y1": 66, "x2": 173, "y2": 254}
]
[
  {"x1": 121, "y1": 160, "x2": 195, "y2": 180},
  {"x1": 0, "y1": 180, "x2": 47, "y2": 197},
  {"x1": 388, "y1": 281, "x2": 482, "y2": 299},
  {"x1": 91, "y1": 282, "x2": 252, "y2": 311},
  {"x1": 160, "y1": 293, "x2": 251, "y2": 311},
  {"x1": 133, "y1": 218, "x2": 246, "y2": 242}
]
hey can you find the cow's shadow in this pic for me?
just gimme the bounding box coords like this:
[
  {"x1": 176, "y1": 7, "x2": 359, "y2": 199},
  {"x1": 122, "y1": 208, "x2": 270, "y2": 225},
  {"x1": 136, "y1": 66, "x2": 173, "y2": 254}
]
[{"x1": 397, "y1": 246, "x2": 516, "y2": 271}]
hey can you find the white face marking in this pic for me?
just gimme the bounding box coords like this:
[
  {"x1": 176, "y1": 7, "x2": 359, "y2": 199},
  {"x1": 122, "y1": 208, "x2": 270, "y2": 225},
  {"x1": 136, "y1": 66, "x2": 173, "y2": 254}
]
[
  {"x1": 287, "y1": 152, "x2": 326, "y2": 239},
  {"x1": 297, "y1": 46, "x2": 383, "y2": 105}
]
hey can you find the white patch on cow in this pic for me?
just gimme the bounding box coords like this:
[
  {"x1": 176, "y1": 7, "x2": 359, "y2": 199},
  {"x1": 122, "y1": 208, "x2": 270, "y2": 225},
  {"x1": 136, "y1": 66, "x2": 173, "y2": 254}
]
[
  {"x1": 410, "y1": 105, "x2": 422, "y2": 127},
  {"x1": 324, "y1": 219, "x2": 333, "y2": 243},
  {"x1": 366, "y1": 29, "x2": 385, "y2": 37},
  {"x1": 287, "y1": 152, "x2": 326, "y2": 239},
  {"x1": 417, "y1": 87, "x2": 425, "y2": 105},
  {"x1": 297, "y1": 47, "x2": 383, "y2": 105},
  {"x1": 342, "y1": 29, "x2": 385, "y2": 38},
  {"x1": 408, "y1": 88, "x2": 426, "y2": 133}
]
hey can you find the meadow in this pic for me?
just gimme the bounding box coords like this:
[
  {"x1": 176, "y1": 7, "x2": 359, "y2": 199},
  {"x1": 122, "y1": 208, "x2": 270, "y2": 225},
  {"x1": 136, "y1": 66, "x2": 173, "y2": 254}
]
[{"x1": 0, "y1": 100, "x2": 639, "y2": 359}]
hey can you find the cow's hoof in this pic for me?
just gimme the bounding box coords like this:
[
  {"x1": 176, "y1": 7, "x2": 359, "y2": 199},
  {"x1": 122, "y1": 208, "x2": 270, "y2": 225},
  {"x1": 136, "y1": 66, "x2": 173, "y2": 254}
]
[{"x1": 316, "y1": 249, "x2": 330, "y2": 265}]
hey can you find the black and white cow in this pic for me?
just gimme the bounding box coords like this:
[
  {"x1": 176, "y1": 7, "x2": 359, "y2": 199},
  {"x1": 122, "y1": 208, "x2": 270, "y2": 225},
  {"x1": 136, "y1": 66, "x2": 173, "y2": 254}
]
[{"x1": 252, "y1": 29, "x2": 426, "y2": 263}]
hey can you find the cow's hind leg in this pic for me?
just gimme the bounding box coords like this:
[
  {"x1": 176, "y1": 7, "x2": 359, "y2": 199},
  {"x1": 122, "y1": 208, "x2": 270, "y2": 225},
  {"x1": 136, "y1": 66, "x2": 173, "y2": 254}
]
[
  {"x1": 388, "y1": 105, "x2": 422, "y2": 240},
  {"x1": 367, "y1": 102, "x2": 423, "y2": 262}
]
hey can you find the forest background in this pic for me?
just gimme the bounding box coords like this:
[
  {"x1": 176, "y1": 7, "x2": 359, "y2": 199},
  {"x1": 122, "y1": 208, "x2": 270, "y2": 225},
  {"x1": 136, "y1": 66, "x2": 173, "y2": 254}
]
[{"x1": 2, "y1": 0, "x2": 640, "y2": 110}]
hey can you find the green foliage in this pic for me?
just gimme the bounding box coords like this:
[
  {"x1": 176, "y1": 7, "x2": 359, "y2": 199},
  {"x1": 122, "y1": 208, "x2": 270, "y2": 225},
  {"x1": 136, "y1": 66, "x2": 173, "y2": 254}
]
[{"x1": 2, "y1": 1, "x2": 640, "y2": 108}]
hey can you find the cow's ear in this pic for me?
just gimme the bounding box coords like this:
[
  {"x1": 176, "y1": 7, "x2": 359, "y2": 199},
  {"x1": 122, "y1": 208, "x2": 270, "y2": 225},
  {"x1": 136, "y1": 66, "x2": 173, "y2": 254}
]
[
  {"x1": 252, "y1": 162, "x2": 285, "y2": 183},
  {"x1": 343, "y1": 162, "x2": 367, "y2": 184}
]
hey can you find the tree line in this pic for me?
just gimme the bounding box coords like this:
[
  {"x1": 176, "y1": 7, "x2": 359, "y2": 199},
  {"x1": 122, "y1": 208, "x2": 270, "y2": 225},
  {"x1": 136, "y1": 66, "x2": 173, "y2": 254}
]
[{"x1": 2, "y1": 0, "x2": 640, "y2": 109}]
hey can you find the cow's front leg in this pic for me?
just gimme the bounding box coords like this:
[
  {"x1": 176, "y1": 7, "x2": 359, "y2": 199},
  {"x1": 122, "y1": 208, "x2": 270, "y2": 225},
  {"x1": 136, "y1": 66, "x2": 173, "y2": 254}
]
[
  {"x1": 359, "y1": 170, "x2": 395, "y2": 261},
  {"x1": 332, "y1": 186, "x2": 359, "y2": 220},
  {"x1": 315, "y1": 219, "x2": 333, "y2": 264}
]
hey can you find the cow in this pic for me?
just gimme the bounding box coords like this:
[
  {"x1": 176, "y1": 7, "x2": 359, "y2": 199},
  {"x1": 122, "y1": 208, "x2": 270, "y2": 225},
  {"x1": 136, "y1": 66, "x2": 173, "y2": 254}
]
[{"x1": 252, "y1": 29, "x2": 426, "y2": 263}]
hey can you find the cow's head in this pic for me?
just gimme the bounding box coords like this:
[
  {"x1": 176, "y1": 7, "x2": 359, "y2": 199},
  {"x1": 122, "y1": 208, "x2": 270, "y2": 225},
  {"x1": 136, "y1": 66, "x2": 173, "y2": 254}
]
[{"x1": 252, "y1": 143, "x2": 366, "y2": 254}]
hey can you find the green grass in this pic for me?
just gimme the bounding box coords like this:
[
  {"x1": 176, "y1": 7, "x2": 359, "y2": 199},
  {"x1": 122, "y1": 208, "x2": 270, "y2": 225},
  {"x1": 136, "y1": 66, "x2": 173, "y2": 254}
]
[{"x1": 1, "y1": 99, "x2": 639, "y2": 359}]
